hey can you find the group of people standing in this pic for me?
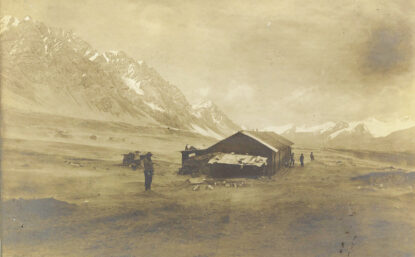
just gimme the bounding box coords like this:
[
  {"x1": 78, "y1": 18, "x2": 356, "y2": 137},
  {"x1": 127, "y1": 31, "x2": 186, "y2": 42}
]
[{"x1": 288, "y1": 151, "x2": 314, "y2": 167}]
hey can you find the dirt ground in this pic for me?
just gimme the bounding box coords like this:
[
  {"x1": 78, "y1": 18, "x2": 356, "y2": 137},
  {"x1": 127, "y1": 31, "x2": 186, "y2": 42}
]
[{"x1": 1, "y1": 112, "x2": 415, "y2": 257}]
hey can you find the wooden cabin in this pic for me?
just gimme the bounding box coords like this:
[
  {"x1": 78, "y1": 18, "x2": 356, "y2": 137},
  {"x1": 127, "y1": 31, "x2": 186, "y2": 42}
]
[{"x1": 180, "y1": 130, "x2": 294, "y2": 177}]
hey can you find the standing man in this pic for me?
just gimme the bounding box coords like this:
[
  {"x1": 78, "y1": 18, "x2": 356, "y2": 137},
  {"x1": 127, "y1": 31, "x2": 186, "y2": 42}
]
[
  {"x1": 300, "y1": 153, "x2": 304, "y2": 167},
  {"x1": 310, "y1": 152, "x2": 315, "y2": 161},
  {"x1": 143, "y1": 152, "x2": 154, "y2": 191}
]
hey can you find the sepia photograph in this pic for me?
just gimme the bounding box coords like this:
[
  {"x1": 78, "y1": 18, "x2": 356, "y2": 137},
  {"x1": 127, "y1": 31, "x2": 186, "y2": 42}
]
[{"x1": 0, "y1": 0, "x2": 414, "y2": 256}]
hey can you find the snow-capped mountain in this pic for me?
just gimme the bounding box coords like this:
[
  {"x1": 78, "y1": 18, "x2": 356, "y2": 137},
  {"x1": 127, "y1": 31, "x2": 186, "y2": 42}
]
[
  {"x1": 0, "y1": 16, "x2": 239, "y2": 139},
  {"x1": 190, "y1": 100, "x2": 240, "y2": 138},
  {"x1": 265, "y1": 117, "x2": 415, "y2": 151}
]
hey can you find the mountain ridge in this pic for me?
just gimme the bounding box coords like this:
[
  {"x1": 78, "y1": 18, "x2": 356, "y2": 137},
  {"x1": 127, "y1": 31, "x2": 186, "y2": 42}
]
[
  {"x1": 0, "y1": 15, "x2": 240, "y2": 139},
  {"x1": 264, "y1": 118, "x2": 415, "y2": 152}
]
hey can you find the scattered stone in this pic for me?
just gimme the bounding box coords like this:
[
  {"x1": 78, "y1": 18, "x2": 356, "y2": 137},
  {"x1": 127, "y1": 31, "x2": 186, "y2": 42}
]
[
  {"x1": 192, "y1": 185, "x2": 200, "y2": 191},
  {"x1": 206, "y1": 185, "x2": 214, "y2": 190}
]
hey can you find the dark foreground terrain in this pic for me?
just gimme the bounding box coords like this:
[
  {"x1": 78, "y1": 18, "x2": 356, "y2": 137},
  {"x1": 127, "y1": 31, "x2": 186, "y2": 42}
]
[{"x1": 1, "y1": 112, "x2": 415, "y2": 257}]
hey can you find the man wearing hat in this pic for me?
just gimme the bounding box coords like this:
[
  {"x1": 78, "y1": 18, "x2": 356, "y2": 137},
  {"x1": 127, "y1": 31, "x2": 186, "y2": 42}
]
[{"x1": 143, "y1": 152, "x2": 154, "y2": 191}]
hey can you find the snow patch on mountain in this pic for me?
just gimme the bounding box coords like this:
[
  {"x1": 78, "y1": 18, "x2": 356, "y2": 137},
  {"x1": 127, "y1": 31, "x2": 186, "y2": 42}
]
[
  {"x1": 357, "y1": 117, "x2": 415, "y2": 138},
  {"x1": 102, "y1": 53, "x2": 109, "y2": 62},
  {"x1": 144, "y1": 101, "x2": 165, "y2": 112},
  {"x1": 296, "y1": 122, "x2": 337, "y2": 133},
  {"x1": 89, "y1": 52, "x2": 99, "y2": 61},
  {"x1": 264, "y1": 122, "x2": 338, "y2": 134},
  {"x1": 328, "y1": 118, "x2": 415, "y2": 139},
  {"x1": 0, "y1": 16, "x2": 20, "y2": 33},
  {"x1": 328, "y1": 122, "x2": 370, "y2": 139},
  {"x1": 191, "y1": 101, "x2": 212, "y2": 118},
  {"x1": 122, "y1": 76, "x2": 144, "y2": 95},
  {"x1": 266, "y1": 117, "x2": 415, "y2": 139}
]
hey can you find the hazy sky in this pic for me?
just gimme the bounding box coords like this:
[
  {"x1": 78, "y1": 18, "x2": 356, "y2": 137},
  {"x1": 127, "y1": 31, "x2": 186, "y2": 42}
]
[{"x1": 2, "y1": 0, "x2": 414, "y2": 127}]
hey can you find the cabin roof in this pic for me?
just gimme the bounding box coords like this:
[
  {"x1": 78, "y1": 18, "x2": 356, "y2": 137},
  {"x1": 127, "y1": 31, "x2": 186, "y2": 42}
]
[{"x1": 241, "y1": 130, "x2": 294, "y2": 152}]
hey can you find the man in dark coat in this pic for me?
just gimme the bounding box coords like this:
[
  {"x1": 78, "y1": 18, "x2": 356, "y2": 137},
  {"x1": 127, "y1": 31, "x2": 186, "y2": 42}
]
[
  {"x1": 300, "y1": 153, "x2": 304, "y2": 167},
  {"x1": 143, "y1": 152, "x2": 154, "y2": 191}
]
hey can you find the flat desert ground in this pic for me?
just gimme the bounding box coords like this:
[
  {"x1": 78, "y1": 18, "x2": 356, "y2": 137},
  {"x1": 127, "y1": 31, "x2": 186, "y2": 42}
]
[{"x1": 2, "y1": 111, "x2": 415, "y2": 257}]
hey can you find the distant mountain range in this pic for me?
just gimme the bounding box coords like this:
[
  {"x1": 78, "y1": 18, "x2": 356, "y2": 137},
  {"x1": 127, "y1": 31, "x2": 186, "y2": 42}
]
[
  {"x1": 264, "y1": 118, "x2": 415, "y2": 152},
  {"x1": 0, "y1": 15, "x2": 239, "y2": 139}
]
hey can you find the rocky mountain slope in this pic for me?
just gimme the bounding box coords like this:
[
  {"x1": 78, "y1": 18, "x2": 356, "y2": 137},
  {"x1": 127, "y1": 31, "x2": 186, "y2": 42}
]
[{"x1": 0, "y1": 16, "x2": 239, "y2": 139}]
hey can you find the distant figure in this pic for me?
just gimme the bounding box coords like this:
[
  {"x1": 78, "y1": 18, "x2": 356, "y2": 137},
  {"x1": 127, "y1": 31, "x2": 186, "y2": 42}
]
[
  {"x1": 300, "y1": 154, "x2": 304, "y2": 167},
  {"x1": 185, "y1": 144, "x2": 190, "y2": 150},
  {"x1": 143, "y1": 152, "x2": 154, "y2": 191},
  {"x1": 290, "y1": 153, "x2": 295, "y2": 167},
  {"x1": 310, "y1": 152, "x2": 314, "y2": 161}
]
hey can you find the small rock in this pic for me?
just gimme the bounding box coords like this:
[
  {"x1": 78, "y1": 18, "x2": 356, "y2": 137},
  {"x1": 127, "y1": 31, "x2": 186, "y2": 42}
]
[
  {"x1": 69, "y1": 162, "x2": 82, "y2": 167},
  {"x1": 192, "y1": 185, "x2": 200, "y2": 191},
  {"x1": 207, "y1": 185, "x2": 214, "y2": 190}
]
